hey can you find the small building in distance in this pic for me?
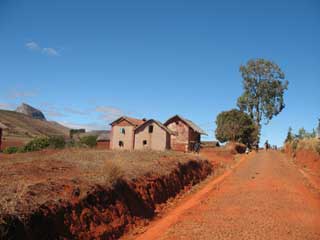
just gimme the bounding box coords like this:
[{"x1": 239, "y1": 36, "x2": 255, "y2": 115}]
[
  {"x1": 96, "y1": 132, "x2": 111, "y2": 149},
  {"x1": 110, "y1": 116, "x2": 145, "y2": 150},
  {"x1": 134, "y1": 119, "x2": 175, "y2": 151},
  {"x1": 164, "y1": 115, "x2": 207, "y2": 152}
]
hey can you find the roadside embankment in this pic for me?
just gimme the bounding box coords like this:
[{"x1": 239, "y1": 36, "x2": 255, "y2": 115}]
[
  {"x1": 0, "y1": 149, "x2": 212, "y2": 239},
  {"x1": 284, "y1": 138, "x2": 320, "y2": 190}
]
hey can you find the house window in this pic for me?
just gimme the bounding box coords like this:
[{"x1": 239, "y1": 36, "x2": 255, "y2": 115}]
[
  {"x1": 148, "y1": 125, "x2": 153, "y2": 133},
  {"x1": 120, "y1": 128, "x2": 125, "y2": 134},
  {"x1": 119, "y1": 141, "x2": 124, "y2": 147},
  {"x1": 143, "y1": 140, "x2": 147, "y2": 145}
]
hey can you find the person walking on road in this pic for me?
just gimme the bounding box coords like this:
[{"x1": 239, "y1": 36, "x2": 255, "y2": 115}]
[{"x1": 264, "y1": 140, "x2": 269, "y2": 151}]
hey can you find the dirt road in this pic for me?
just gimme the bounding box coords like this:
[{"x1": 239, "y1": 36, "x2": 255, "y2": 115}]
[{"x1": 136, "y1": 151, "x2": 320, "y2": 240}]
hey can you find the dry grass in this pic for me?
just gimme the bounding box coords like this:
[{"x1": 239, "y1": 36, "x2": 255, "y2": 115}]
[
  {"x1": 0, "y1": 109, "x2": 69, "y2": 140},
  {"x1": 0, "y1": 149, "x2": 203, "y2": 216},
  {"x1": 295, "y1": 138, "x2": 320, "y2": 154}
]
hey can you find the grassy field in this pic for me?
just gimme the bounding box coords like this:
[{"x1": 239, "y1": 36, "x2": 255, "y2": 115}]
[{"x1": 0, "y1": 149, "x2": 204, "y2": 216}]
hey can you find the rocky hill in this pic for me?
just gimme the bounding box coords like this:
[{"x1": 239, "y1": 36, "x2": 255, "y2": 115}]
[
  {"x1": 0, "y1": 108, "x2": 69, "y2": 148},
  {"x1": 15, "y1": 103, "x2": 46, "y2": 120}
]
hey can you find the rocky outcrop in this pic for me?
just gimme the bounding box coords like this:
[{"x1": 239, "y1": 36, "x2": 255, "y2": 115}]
[
  {"x1": 0, "y1": 160, "x2": 212, "y2": 240},
  {"x1": 15, "y1": 103, "x2": 46, "y2": 121}
]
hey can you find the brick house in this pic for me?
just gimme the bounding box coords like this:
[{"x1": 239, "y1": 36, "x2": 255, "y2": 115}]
[
  {"x1": 110, "y1": 116, "x2": 145, "y2": 150},
  {"x1": 96, "y1": 132, "x2": 111, "y2": 149},
  {"x1": 134, "y1": 119, "x2": 175, "y2": 151},
  {"x1": 164, "y1": 115, "x2": 207, "y2": 152}
]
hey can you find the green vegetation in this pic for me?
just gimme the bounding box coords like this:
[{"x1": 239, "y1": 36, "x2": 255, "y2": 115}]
[
  {"x1": 70, "y1": 129, "x2": 86, "y2": 139},
  {"x1": 23, "y1": 137, "x2": 51, "y2": 152},
  {"x1": 3, "y1": 146, "x2": 20, "y2": 154},
  {"x1": 237, "y1": 59, "x2": 288, "y2": 144},
  {"x1": 3, "y1": 136, "x2": 67, "y2": 154},
  {"x1": 80, "y1": 135, "x2": 98, "y2": 148},
  {"x1": 215, "y1": 109, "x2": 258, "y2": 147},
  {"x1": 48, "y1": 136, "x2": 66, "y2": 149}
]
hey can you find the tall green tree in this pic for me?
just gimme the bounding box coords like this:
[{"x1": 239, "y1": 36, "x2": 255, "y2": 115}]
[
  {"x1": 215, "y1": 109, "x2": 258, "y2": 147},
  {"x1": 237, "y1": 59, "x2": 289, "y2": 127}
]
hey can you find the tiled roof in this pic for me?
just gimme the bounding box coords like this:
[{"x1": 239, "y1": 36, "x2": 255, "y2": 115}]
[
  {"x1": 97, "y1": 132, "x2": 111, "y2": 141},
  {"x1": 135, "y1": 119, "x2": 176, "y2": 135},
  {"x1": 165, "y1": 115, "x2": 207, "y2": 135},
  {"x1": 110, "y1": 116, "x2": 145, "y2": 127}
]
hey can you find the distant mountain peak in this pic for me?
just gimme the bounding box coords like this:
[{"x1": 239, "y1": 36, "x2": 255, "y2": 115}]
[{"x1": 15, "y1": 103, "x2": 46, "y2": 121}]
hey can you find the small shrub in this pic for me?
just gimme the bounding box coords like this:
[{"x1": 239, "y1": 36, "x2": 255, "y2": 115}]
[
  {"x1": 80, "y1": 136, "x2": 97, "y2": 148},
  {"x1": 23, "y1": 138, "x2": 50, "y2": 152},
  {"x1": 48, "y1": 136, "x2": 66, "y2": 149},
  {"x1": 3, "y1": 146, "x2": 20, "y2": 154}
]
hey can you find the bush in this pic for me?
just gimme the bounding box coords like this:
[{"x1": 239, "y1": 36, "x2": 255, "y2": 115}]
[
  {"x1": 215, "y1": 109, "x2": 259, "y2": 147},
  {"x1": 3, "y1": 146, "x2": 20, "y2": 154},
  {"x1": 23, "y1": 138, "x2": 50, "y2": 152},
  {"x1": 48, "y1": 136, "x2": 66, "y2": 149},
  {"x1": 80, "y1": 135, "x2": 97, "y2": 148}
]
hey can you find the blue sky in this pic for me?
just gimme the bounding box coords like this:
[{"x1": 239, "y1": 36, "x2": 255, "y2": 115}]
[{"x1": 0, "y1": 0, "x2": 319, "y2": 146}]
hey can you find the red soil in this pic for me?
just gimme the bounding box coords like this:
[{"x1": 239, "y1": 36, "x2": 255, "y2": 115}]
[
  {"x1": 285, "y1": 146, "x2": 320, "y2": 190},
  {"x1": 0, "y1": 154, "x2": 212, "y2": 239},
  {"x1": 134, "y1": 151, "x2": 320, "y2": 240}
]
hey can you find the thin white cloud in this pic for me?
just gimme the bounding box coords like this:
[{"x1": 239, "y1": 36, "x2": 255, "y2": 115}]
[
  {"x1": 39, "y1": 103, "x2": 65, "y2": 118},
  {"x1": 25, "y1": 41, "x2": 40, "y2": 51},
  {"x1": 95, "y1": 106, "x2": 124, "y2": 122},
  {"x1": 60, "y1": 121, "x2": 108, "y2": 131},
  {"x1": 0, "y1": 103, "x2": 15, "y2": 110},
  {"x1": 42, "y1": 47, "x2": 59, "y2": 56},
  {"x1": 64, "y1": 107, "x2": 88, "y2": 116},
  {"x1": 43, "y1": 109, "x2": 65, "y2": 118},
  {"x1": 25, "y1": 41, "x2": 60, "y2": 57}
]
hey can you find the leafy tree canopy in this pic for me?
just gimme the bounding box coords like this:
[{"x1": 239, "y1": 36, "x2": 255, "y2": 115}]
[
  {"x1": 215, "y1": 109, "x2": 258, "y2": 147},
  {"x1": 237, "y1": 58, "x2": 289, "y2": 126}
]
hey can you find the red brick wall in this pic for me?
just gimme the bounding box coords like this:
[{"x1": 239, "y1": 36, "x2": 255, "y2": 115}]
[
  {"x1": 97, "y1": 141, "x2": 110, "y2": 150},
  {"x1": 165, "y1": 116, "x2": 189, "y2": 152}
]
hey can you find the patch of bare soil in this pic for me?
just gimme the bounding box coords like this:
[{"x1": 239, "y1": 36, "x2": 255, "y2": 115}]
[{"x1": 0, "y1": 149, "x2": 212, "y2": 239}]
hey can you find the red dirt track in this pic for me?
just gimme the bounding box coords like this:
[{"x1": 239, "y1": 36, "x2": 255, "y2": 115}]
[{"x1": 134, "y1": 151, "x2": 320, "y2": 240}]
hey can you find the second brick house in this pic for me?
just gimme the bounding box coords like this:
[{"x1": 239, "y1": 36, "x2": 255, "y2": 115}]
[{"x1": 134, "y1": 119, "x2": 175, "y2": 151}]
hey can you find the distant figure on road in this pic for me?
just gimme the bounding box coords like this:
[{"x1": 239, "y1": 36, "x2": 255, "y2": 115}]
[
  {"x1": 245, "y1": 146, "x2": 250, "y2": 154},
  {"x1": 264, "y1": 140, "x2": 270, "y2": 151}
]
